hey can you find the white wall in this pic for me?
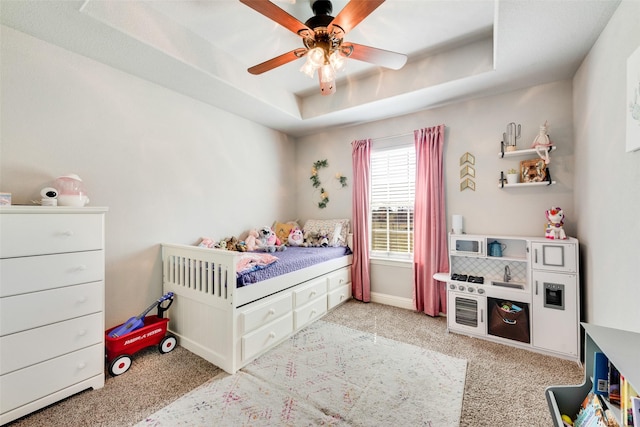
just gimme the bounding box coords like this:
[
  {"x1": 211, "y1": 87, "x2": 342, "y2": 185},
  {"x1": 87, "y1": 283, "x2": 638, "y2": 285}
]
[
  {"x1": 296, "y1": 80, "x2": 575, "y2": 302},
  {"x1": 0, "y1": 26, "x2": 297, "y2": 328},
  {"x1": 573, "y1": 1, "x2": 640, "y2": 332}
]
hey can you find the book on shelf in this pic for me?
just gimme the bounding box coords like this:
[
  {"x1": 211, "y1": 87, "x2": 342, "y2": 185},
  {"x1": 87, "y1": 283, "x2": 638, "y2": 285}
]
[
  {"x1": 574, "y1": 391, "x2": 620, "y2": 427},
  {"x1": 610, "y1": 363, "x2": 622, "y2": 406},
  {"x1": 632, "y1": 397, "x2": 640, "y2": 427},
  {"x1": 594, "y1": 352, "x2": 610, "y2": 396},
  {"x1": 621, "y1": 376, "x2": 639, "y2": 427}
]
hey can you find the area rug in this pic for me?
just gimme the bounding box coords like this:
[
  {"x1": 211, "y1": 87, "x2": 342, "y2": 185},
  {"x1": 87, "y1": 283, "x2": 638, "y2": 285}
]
[{"x1": 135, "y1": 320, "x2": 467, "y2": 426}]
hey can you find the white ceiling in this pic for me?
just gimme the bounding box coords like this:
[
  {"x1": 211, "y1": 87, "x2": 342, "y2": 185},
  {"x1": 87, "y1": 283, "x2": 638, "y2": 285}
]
[{"x1": 0, "y1": 0, "x2": 620, "y2": 137}]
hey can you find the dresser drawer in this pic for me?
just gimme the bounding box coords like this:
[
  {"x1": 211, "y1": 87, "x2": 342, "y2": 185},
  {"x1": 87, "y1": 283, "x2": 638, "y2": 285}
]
[
  {"x1": 0, "y1": 251, "x2": 104, "y2": 297},
  {"x1": 0, "y1": 213, "x2": 104, "y2": 258},
  {"x1": 328, "y1": 283, "x2": 351, "y2": 310},
  {"x1": 293, "y1": 278, "x2": 326, "y2": 308},
  {"x1": 239, "y1": 292, "x2": 292, "y2": 335},
  {"x1": 0, "y1": 281, "x2": 103, "y2": 336},
  {"x1": 0, "y1": 343, "x2": 104, "y2": 414},
  {"x1": 0, "y1": 312, "x2": 103, "y2": 375},
  {"x1": 327, "y1": 267, "x2": 351, "y2": 291},
  {"x1": 294, "y1": 296, "x2": 327, "y2": 330},
  {"x1": 242, "y1": 312, "x2": 293, "y2": 362}
]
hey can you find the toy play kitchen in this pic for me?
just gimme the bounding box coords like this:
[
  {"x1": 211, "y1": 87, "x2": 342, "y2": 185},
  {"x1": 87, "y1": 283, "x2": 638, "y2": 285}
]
[
  {"x1": 105, "y1": 292, "x2": 176, "y2": 376},
  {"x1": 441, "y1": 233, "x2": 580, "y2": 361}
]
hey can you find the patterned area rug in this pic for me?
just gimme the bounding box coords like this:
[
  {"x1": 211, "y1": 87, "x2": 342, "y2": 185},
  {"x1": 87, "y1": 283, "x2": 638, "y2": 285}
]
[{"x1": 136, "y1": 320, "x2": 467, "y2": 426}]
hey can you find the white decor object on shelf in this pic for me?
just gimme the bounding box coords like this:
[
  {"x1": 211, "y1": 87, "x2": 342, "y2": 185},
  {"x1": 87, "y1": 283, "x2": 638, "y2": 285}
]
[{"x1": 452, "y1": 215, "x2": 464, "y2": 234}]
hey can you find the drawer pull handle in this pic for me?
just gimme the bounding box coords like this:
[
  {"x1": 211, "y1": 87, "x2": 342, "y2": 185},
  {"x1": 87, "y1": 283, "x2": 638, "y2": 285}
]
[
  {"x1": 75, "y1": 265, "x2": 88, "y2": 271},
  {"x1": 78, "y1": 329, "x2": 87, "y2": 336},
  {"x1": 311, "y1": 309, "x2": 316, "y2": 315},
  {"x1": 340, "y1": 295, "x2": 344, "y2": 300},
  {"x1": 339, "y1": 279, "x2": 344, "y2": 284},
  {"x1": 268, "y1": 309, "x2": 276, "y2": 315},
  {"x1": 310, "y1": 291, "x2": 316, "y2": 297},
  {"x1": 268, "y1": 331, "x2": 276, "y2": 339},
  {"x1": 77, "y1": 296, "x2": 87, "y2": 303},
  {"x1": 78, "y1": 362, "x2": 86, "y2": 370},
  {"x1": 62, "y1": 230, "x2": 75, "y2": 237}
]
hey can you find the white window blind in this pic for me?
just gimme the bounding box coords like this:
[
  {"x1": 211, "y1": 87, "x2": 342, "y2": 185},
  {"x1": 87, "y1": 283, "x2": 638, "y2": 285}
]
[{"x1": 370, "y1": 143, "x2": 415, "y2": 258}]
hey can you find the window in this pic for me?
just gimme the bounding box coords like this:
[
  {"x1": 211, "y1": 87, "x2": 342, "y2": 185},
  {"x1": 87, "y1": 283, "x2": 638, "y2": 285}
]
[{"x1": 370, "y1": 141, "x2": 415, "y2": 259}]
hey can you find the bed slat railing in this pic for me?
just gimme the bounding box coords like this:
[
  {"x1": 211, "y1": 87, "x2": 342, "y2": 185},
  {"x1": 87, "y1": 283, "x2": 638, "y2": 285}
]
[{"x1": 162, "y1": 244, "x2": 237, "y2": 304}]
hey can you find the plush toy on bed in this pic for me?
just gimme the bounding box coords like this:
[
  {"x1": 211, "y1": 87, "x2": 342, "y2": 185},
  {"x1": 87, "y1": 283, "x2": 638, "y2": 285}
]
[
  {"x1": 545, "y1": 207, "x2": 567, "y2": 240},
  {"x1": 287, "y1": 227, "x2": 304, "y2": 246},
  {"x1": 303, "y1": 230, "x2": 329, "y2": 247},
  {"x1": 244, "y1": 229, "x2": 259, "y2": 251},
  {"x1": 256, "y1": 226, "x2": 286, "y2": 252},
  {"x1": 198, "y1": 237, "x2": 216, "y2": 248}
]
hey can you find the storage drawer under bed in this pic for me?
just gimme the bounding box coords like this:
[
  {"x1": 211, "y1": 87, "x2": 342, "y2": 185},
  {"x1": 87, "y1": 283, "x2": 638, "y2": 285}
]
[
  {"x1": 241, "y1": 312, "x2": 293, "y2": 362},
  {"x1": 239, "y1": 291, "x2": 292, "y2": 335},
  {"x1": 327, "y1": 267, "x2": 351, "y2": 291}
]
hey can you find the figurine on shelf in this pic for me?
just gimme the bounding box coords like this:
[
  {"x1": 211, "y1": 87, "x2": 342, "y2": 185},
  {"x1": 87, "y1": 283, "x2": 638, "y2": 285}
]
[
  {"x1": 531, "y1": 120, "x2": 554, "y2": 164},
  {"x1": 545, "y1": 207, "x2": 567, "y2": 240}
]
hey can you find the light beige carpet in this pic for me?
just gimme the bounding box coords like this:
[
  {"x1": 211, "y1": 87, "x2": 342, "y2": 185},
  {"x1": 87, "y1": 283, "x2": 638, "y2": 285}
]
[
  {"x1": 7, "y1": 300, "x2": 583, "y2": 426},
  {"x1": 135, "y1": 321, "x2": 467, "y2": 426}
]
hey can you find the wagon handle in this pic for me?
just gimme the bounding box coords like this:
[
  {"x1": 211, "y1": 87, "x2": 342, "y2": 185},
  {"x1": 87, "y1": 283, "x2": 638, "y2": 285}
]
[{"x1": 157, "y1": 294, "x2": 174, "y2": 318}]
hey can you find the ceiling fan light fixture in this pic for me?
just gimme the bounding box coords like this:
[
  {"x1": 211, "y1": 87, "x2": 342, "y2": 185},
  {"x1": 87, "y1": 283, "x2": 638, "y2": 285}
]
[
  {"x1": 307, "y1": 47, "x2": 325, "y2": 67},
  {"x1": 319, "y1": 63, "x2": 335, "y2": 82},
  {"x1": 300, "y1": 60, "x2": 317, "y2": 78},
  {"x1": 329, "y1": 50, "x2": 345, "y2": 71}
]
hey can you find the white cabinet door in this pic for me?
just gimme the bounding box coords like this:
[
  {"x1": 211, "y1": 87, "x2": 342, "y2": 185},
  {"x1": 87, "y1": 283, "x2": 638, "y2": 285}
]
[
  {"x1": 531, "y1": 241, "x2": 577, "y2": 273},
  {"x1": 531, "y1": 271, "x2": 578, "y2": 357}
]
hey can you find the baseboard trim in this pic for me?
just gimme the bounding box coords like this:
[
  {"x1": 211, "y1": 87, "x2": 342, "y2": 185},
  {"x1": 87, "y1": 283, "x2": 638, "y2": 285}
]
[{"x1": 370, "y1": 292, "x2": 414, "y2": 310}]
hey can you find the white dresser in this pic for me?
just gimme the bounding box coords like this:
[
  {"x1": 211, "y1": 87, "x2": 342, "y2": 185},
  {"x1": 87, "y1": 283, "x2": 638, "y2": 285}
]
[{"x1": 0, "y1": 206, "x2": 107, "y2": 425}]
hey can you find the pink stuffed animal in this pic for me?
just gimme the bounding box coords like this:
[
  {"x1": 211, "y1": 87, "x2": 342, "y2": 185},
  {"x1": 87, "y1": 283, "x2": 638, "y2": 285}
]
[
  {"x1": 288, "y1": 227, "x2": 304, "y2": 246},
  {"x1": 244, "y1": 229, "x2": 259, "y2": 251},
  {"x1": 198, "y1": 237, "x2": 215, "y2": 248}
]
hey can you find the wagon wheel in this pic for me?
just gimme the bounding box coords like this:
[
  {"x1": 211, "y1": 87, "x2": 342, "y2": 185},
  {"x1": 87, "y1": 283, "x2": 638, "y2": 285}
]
[
  {"x1": 159, "y1": 335, "x2": 177, "y2": 354},
  {"x1": 109, "y1": 354, "x2": 132, "y2": 376}
]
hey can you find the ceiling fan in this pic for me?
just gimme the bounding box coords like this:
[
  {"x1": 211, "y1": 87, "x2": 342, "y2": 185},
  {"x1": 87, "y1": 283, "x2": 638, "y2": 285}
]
[{"x1": 240, "y1": 0, "x2": 407, "y2": 95}]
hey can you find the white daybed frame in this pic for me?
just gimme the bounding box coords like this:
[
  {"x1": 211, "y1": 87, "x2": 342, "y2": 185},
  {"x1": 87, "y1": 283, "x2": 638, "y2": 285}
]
[{"x1": 162, "y1": 243, "x2": 353, "y2": 374}]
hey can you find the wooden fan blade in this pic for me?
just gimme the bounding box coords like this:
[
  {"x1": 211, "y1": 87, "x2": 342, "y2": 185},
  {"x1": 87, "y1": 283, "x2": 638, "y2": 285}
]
[
  {"x1": 344, "y1": 43, "x2": 407, "y2": 70},
  {"x1": 240, "y1": 0, "x2": 314, "y2": 38},
  {"x1": 248, "y1": 49, "x2": 307, "y2": 75},
  {"x1": 328, "y1": 0, "x2": 385, "y2": 38}
]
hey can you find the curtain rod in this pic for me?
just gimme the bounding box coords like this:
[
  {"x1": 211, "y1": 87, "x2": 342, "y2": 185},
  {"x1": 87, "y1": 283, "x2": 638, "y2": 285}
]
[{"x1": 370, "y1": 131, "x2": 414, "y2": 142}]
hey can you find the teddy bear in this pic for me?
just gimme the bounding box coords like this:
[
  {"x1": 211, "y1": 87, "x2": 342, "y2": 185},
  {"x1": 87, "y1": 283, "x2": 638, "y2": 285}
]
[
  {"x1": 288, "y1": 227, "x2": 304, "y2": 246},
  {"x1": 545, "y1": 207, "x2": 567, "y2": 240},
  {"x1": 244, "y1": 229, "x2": 259, "y2": 251},
  {"x1": 256, "y1": 226, "x2": 286, "y2": 252},
  {"x1": 225, "y1": 236, "x2": 239, "y2": 251}
]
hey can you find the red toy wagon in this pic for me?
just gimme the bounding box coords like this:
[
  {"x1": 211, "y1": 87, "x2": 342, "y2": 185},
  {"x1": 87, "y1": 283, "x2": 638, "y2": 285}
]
[{"x1": 105, "y1": 292, "x2": 176, "y2": 376}]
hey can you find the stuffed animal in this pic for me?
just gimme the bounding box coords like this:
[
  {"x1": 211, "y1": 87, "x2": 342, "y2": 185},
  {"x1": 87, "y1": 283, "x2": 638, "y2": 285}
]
[
  {"x1": 256, "y1": 226, "x2": 286, "y2": 252},
  {"x1": 303, "y1": 230, "x2": 329, "y2": 247},
  {"x1": 288, "y1": 227, "x2": 304, "y2": 246},
  {"x1": 531, "y1": 121, "x2": 554, "y2": 165},
  {"x1": 244, "y1": 229, "x2": 259, "y2": 251},
  {"x1": 198, "y1": 237, "x2": 216, "y2": 248},
  {"x1": 225, "y1": 237, "x2": 239, "y2": 251},
  {"x1": 545, "y1": 207, "x2": 567, "y2": 240}
]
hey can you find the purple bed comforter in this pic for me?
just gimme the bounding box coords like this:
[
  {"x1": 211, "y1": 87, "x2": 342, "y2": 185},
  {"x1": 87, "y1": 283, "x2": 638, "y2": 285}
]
[{"x1": 237, "y1": 246, "x2": 351, "y2": 287}]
